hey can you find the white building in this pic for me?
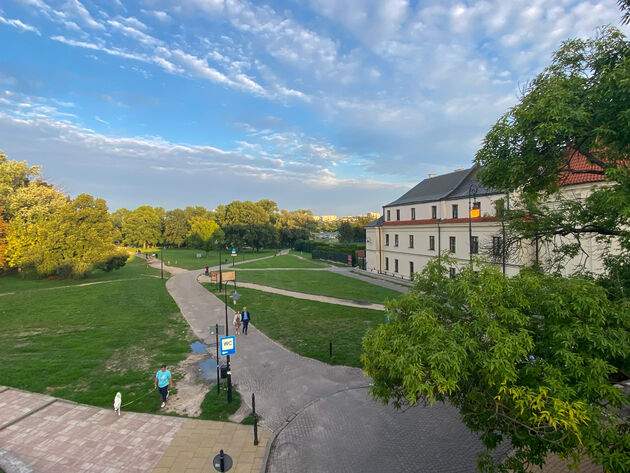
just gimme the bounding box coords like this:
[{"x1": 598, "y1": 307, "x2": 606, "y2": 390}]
[{"x1": 366, "y1": 159, "x2": 608, "y2": 280}]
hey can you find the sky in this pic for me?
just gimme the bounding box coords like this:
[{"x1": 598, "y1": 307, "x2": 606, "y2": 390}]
[{"x1": 0, "y1": 1, "x2": 628, "y2": 216}]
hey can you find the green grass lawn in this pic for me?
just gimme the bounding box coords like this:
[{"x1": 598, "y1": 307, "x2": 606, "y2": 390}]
[
  {"x1": 149, "y1": 247, "x2": 277, "y2": 270},
  {"x1": 203, "y1": 285, "x2": 387, "y2": 367},
  {"x1": 0, "y1": 258, "x2": 193, "y2": 414},
  {"x1": 234, "y1": 254, "x2": 329, "y2": 269},
  {"x1": 235, "y1": 270, "x2": 400, "y2": 304},
  {"x1": 198, "y1": 380, "x2": 242, "y2": 421}
]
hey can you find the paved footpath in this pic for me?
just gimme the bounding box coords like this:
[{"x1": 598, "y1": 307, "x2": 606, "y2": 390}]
[
  {"x1": 0, "y1": 386, "x2": 270, "y2": 473},
  {"x1": 167, "y1": 266, "x2": 502, "y2": 473}
]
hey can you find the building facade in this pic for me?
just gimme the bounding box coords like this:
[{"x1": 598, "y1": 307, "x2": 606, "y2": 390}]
[{"x1": 366, "y1": 162, "x2": 608, "y2": 280}]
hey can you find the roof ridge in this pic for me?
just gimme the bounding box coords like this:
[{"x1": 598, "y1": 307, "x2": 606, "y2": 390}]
[{"x1": 443, "y1": 165, "x2": 477, "y2": 199}]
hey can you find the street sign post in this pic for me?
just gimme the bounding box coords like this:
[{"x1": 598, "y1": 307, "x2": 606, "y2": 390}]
[{"x1": 220, "y1": 336, "x2": 236, "y2": 356}]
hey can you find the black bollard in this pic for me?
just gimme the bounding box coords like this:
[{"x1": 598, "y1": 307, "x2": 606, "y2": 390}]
[
  {"x1": 252, "y1": 393, "x2": 259, "y2": 446},
  {"x1": 219, "y1": 450, "x2": 225, "y2": 472},
  {"x1": 329, "y1": 341, "x2": 333, "y2": 358}
]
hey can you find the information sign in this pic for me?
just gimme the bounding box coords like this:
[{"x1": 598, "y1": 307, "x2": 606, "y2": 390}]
[{"x1": 220, "y1": 336, "x2": 236, "y2": 356}]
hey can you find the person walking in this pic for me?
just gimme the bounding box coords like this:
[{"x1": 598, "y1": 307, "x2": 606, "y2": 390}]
[
  {"x1": 233, "y1": 311, "x2": 242, "y2": 335},
  {"x1": 154, "y1": 364, "x2": 173, "y2": 408},
  {"x1": 241, "y1": 307, "x2": 250, "y2": 335}
]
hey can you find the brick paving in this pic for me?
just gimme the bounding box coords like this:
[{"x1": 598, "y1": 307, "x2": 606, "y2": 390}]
[{"x1": 0, "y1": 387, "x2": 269, "y2": 473}]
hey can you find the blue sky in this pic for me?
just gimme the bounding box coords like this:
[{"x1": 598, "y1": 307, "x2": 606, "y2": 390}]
[{"x1": 0, "y1": 1, "x2": 627, "y2": 215}]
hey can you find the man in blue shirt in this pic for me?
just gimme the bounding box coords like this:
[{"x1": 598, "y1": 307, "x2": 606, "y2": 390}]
[
  {"x1": 241, "y1": 307, "x2": 251, "y2": 335},
  {"x1": 154, "y1": 364, "x2": 173, "y2": 408}
]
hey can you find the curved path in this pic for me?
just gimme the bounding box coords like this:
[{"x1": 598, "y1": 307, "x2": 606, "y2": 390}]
[{"x1": 165, "y1": 263, "x2": 498, "y2": 473}]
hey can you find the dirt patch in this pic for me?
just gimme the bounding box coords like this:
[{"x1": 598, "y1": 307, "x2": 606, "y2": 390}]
[{"x1": 163, "y1": 351, "x2": 212, "y2": 417}]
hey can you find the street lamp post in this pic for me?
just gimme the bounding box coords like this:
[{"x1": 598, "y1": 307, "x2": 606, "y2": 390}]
[
  {"x1": 223, "y1": 286, "x2": 232, "y2": 403},
  {"x1": 160, "y1": 245, "x2": 164, "y2": 279},
  {"x1": 468, "y1": 183, "x2": 480, "y2": 266},
  {"x1": 215, "y1": 240, "x2": 222, "y2": 290}
]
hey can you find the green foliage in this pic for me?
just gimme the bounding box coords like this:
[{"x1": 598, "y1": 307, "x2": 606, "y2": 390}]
[
  {"x1": 198, "y1": 381, "x2": 242, "y2": 421},
  {"x1": 475, "y1": 26, "x2": 630, "y2": 276},
  {"x1": 122, "y1": 205, "x2": 162, "y2": 248},
  {"x1": 187, "y1": 216, "x2": 222, "y2": 256},
  {"x1": 362, "y1": 256, "x2": 630, "y2": 472},
  {"x1": 163, "y1": 208, "x2": 189, "y2": 247}
]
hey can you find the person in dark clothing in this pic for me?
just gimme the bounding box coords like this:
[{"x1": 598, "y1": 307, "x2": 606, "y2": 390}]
[{"x1": 241, "y1": 307, "x2": 251, "y2": 335}]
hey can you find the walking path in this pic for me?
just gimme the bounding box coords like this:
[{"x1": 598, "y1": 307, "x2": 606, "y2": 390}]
[
  {"x1": 0, "y1": 386, "x2": 270, "y2": 473},
  {"x1": 166, "y1": 264, "x2": 500, "y2": 473}
]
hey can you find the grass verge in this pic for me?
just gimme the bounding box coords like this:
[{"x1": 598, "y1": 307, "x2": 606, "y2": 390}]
[
  {"x1": 203, "y1": 285, "x2": 387, "y2": 367},
  {"x1": 0, "y1": 258, "x2": 192, "y2": 414},
  {"x1": 148, "y1": 248, "x2": 277, "y2": 270},
  {"x1": 198, "y1": 381, "x2": 242, "y2": 421},
  {"x1": 235, "y1": 270, "x2": 399, "y2": 304},
  {"x1": 235, "y1": 254, "x2": 328, "y2": 269}
]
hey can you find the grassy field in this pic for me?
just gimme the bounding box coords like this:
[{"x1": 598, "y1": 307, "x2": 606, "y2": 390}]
[
  {"x1": 203, "y1": 285, "x2": 387, "y2": 367},
  {"x1": 198, "y1": 380, "x2": 242, "y2": 421},
  {"x1": 235, "y1": 270, "x2": 400, "y2": 304},
  {"x1": 0, "y1": 258, "x2": 194, "y2": 415},
  {"x1": 234, "y1": 254, "x2": 329, "y2": 269},
  {"x1": 139, "y1": 247, "x2": 278, "y2": 270}
]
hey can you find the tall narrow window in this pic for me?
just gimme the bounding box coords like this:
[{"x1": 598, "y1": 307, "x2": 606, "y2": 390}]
[
  {"x1": 394, "y1": 259, "x2": 399, "y2": 273},
  {"x1": 492, "y1": 236, "x2": 503, "y2": 256},
  {"x1": 471, "y1": 236, "x2": 479, "y2": 254},
  {"x1": 409, "y1": 235, "x2": 414, "y2": 248},
  {"x1": 411, "y1": 208, "x2": 416, "y2": 220},
  {"x1": 431, "y1": 206, "x2": 437, "y2": 219},
  {"x1": 396, "y1": 209, "x2": 400, "y2": 221},
  {"x1": 385, "y1": 257, "x2": 389, "y2": 271},
  {"x1": 409, "y1": 261, "x2": 414, "y2": 275},
  {"x1": 385, "y1": 234, "x2": 390, "y2": 246},
  {"x1": 452, "y1": 204, "x2": 458, "y2": 219},
  {"x1": 429, "y1": 235, "x2": 435, "y2": 250},
  {"x1": 449, "y1": 267, "x2": 456, "y2": 278},
  {"x1": 449, "y1": 236, "x2": 456, "y2": 253},
  {"x1": 394, "y1": 234, "x2": 399, "y2": 247},
  {"x1": 387, "y1": 210, "x2": 391, "y2": 221}
]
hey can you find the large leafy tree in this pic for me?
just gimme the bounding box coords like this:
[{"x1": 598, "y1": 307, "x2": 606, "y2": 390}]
[
  {"x1": 216, "y1": 200, "x2": 269, "y2": 227},
  {"x1": 475, "y1": 27, "x2": 630, "y2": 284},
  {"x1": 18, "y1": 194, "x2": 124, "y2": 278},
  {"x1": 122, "y1": 206, "x2": 162, "y2": 248},
  {"x1": 0, "y1": 203, "x2": 7, "y2": 269},
  {"x1": 187, "y1": 217, "x2": 222, "y2": 256},
  {"x1": 363, "y1": 257, "x2": 629, "y2": 473},
  {"x1": 164, "y1": 209, "x2": 189, "y2": 247}
]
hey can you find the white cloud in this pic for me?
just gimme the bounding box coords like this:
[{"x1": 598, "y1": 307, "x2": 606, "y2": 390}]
[{"x1": 0, "y1": 15, "x2": 40, "y2": 35}]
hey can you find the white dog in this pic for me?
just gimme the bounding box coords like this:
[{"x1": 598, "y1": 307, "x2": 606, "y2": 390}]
[{"x1": 113, "y1": 392, "x2": 122, "y2": 416}]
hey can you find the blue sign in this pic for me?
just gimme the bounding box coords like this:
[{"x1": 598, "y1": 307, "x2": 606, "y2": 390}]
[{"x1": 220, "y1": 336, "x2": 236, "y2": 356}]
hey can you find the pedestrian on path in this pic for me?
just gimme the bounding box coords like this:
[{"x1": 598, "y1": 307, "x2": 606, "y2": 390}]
[
  {"x1": 233, "y1": 311, "x2": 242, "y2": 335},
  {"x1": 154, "y1": 364, "x2": 173, "y2": 408},
  {"x1": 241, "y1": 307, "x2": 250, "y2": 335}
]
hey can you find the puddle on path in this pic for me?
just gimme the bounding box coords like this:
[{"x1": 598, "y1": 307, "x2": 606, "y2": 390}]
[
  {"x1": 198, "y1": 358, "x2": 219, "y2": 382},
  {"x1": 189, "y1": 341, "x2": 207, "y2": 353},
  {"x1": 189, "y1": 341, "x2": 219, "y2": 382}
]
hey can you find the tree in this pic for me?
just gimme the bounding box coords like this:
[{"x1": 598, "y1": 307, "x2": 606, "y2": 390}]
[
  {"x1": 0, "y1": 203, "x2": 7, "y2": 269},
  {"x1": 475, "y1": 26, "x2": 630, "y2": 286},
  {"x1": 362, "y1": 257, "x2": 630, "y2": 473},
  {"x1": 620, "y1": 0, "x2": 630, "y2": 25},
  {"x1": 216, "y1": 201, "x2": 269, "y2": 227},
  {"x1": 256, "y1": 199, "x2": 279, "y2": 223},
  {"x1": 110, "y1": 208, "x2": 130, "y2": 244},
  {"x1": 164, "y1": 209, "x2": 189, "y2": 247},
  {"x1": 122, "y1": 206, "x2": 162, "y2": 248},
  {"x1": 187, "y1": 217, "x2": 222, "y2": 256},
  {"x1": 0, "y1": 151, "x2": 41, "y2": 217},
  {"x1": 19, "y1": 194, "x2": 123, "y2": 278}
]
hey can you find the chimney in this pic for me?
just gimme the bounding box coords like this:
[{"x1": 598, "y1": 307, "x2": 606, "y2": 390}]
[{"x1": 428, "y1": 173, "x2": 437, "y2": 178}]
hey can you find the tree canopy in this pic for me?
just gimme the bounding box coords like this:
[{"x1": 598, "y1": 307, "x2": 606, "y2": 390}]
[
  {"x1": 475, "y1": 26, "x2": 630, "y2": 287},
  {"x1": 362, "y1": 257, "x2": 630, "y2": 473}
]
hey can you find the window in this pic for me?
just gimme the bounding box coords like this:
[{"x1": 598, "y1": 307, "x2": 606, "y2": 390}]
[
  {"x1": 431, "y1": 205, "x2": 437, "y2": 219},
  {"x1": 409, "y1": 235, "x2": 414, "y2": 248},
  {"x1": 449, "y1": 267, "x2": 456, "y2": 278},
  {"x1": 385, "y1": 257, "x2": 389, "y2": 271},
  {"x1": 385, "y1": 234, "x2": 389, "y2": 246},
  {"x1": 387, "y1": 210, "x2": 391, "y2": 221},
  {"x1": 429, "y1": 235, "x2": 435, "y2": 251},
  {"x1": 449, "y1": 236, "x2": 456, "y2": 253},
  {"x1": 394, "y1": 259, "x2": 399, "y2": 273},
  {"x1": 396, "y1": 209, "x2": 400, "y2": 221},
  {"x1": 411, "y1": 208, "x2": 416, "y2": 220},
  {"x1": 470, "y1": 236, "x2": 479, "y2": 254},
  {"x1": 493, "y1": 236, "x2": 503, "y2": 256},
  {"x1": 452, "y1": 204, "x2": 458, "y2": 219},
  {"x1": 409, "y1": 261, "x2": 414, "y2": 275},
  {"x1": 394, "y1": 234, "x2": 399, "y2": 247}
]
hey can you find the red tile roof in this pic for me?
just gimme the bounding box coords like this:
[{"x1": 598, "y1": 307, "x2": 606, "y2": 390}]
[{"x1": 559, "y1": 150, "x2": 606, "y2": 186}]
